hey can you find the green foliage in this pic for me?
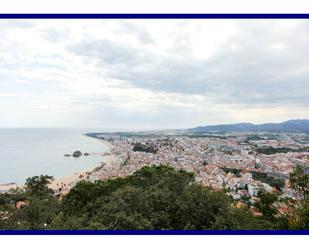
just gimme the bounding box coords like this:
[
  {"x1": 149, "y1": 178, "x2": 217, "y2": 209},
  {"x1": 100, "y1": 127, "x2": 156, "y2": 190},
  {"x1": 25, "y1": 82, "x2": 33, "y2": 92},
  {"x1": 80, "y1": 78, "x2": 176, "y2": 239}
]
[
  {"x1": 247, "y1": 135, "x2": 265, "y2": 140},
  {"x1": 25, "y1": 175, "x2": 54, "y2": 198},
  {"x1": 286, "y1": 166, "x2": 309, "y2": 229},
  {"x1": 255, "y1": 146, "x2": 309, "y2": 155},
  {"x1": 59, "y1": 165, "x2": 266, "y2": 230},
  {"x1": 0, "y1": 193, "x2": 14, "y2": 207},
  {"x1": 228, "y1": 207, "x2": 271, "y2": 230},
  {"x1": 0, "y1": 175, "x2": 60, "y2": 230},
  {"x1": 254, "y1": 191, "x2": 278, "y2": 220},
  {"x1": 245, "y1": 135, "x2": 265, "y2": 143},
  {"x1": 289, "y1": 166, "x2": 309, "y2": 200},
  {"x1": 251, "y1": 172, "x2": 285, "y2": 190},
  {"x1": 133, "y1": 143, "x2": 158, "y2": 154},
  {"x1": 5, "y1": 197, "x2": 60, "y2": 229},
  {"x1": 0, "y1": 165, "x2": 301, "y2": 230},
  {"x1": 222, "y1": 167, "x2": 241, "y2": 177},
  {"x1": 289, "y1": 201, "x2": 309, "y2": 229}
]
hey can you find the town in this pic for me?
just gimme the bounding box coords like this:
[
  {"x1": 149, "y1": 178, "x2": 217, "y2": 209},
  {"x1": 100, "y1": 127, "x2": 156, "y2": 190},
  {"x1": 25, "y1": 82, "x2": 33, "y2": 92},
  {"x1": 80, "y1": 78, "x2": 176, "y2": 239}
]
[{"x1": 87, "y1": 132, "x2": 309, "y2": 213}]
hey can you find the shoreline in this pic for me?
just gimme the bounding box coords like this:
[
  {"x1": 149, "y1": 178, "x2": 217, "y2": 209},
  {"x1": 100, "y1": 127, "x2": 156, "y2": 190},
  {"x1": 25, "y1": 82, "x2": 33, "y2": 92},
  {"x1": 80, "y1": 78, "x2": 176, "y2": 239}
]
[
  {"x1": 84, "y1": 135, "x2": 114, "y2": 150},
  {"x1": 0, "y1": 136, "x2": 115, "y2": 194},
  {"x1": 49, "y1": 138, "x2": 115, "y2": 194}
]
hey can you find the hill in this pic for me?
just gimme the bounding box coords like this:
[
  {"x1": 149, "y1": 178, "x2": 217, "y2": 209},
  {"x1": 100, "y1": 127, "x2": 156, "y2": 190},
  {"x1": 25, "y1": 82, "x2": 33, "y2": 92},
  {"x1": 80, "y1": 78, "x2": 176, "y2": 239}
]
[{"x1": 189, "y1": 119, "x2": 309, "y2": 134}]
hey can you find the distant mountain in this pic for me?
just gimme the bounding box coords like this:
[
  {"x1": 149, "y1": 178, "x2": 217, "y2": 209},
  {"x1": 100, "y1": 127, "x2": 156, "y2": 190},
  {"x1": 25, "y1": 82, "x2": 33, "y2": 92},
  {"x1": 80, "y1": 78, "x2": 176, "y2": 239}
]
[{"x1": 188, "y1": 119, "x2": 309, "y2": 134}]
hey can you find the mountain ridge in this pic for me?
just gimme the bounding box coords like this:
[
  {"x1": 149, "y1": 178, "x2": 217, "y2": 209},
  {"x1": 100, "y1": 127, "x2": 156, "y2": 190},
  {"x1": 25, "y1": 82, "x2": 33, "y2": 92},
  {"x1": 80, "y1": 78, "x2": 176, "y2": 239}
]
[{"x1": 188, "y1": 119, "x2": 309, "y2": 134}]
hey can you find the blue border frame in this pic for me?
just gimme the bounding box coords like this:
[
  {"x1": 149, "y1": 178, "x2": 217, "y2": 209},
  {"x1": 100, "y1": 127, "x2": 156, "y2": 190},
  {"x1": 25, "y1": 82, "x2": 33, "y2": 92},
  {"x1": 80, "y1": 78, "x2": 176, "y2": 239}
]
[
  {"x1": 0, "y1": 230, "x2": 308, "y2": 235},
  {"x1": 1, "y1": 13, "x2": 309, "y2": 18},
  {"x1": 0, "y1": 13, "x2": 308, "y2": 235}
]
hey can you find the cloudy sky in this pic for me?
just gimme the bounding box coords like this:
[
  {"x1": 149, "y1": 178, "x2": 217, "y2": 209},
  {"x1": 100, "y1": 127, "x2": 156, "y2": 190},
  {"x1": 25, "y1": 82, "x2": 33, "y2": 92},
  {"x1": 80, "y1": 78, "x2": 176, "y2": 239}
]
[{"x1": 0, "y1": 19, "x2": 309, "y2": 131}]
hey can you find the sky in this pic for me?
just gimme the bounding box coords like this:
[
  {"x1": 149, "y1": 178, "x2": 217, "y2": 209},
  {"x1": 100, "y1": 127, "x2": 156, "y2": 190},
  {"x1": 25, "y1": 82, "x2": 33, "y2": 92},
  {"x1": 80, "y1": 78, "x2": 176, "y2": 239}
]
[{"x1": 0, "y1": 19, "x2": 309, "y2": 131}]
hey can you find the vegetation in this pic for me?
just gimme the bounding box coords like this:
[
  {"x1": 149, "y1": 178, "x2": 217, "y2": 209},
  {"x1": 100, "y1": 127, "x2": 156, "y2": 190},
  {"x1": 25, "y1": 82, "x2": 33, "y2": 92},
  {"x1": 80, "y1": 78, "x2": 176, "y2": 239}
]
[
  {"x1": 0, "y1": 165, "x2": 308, "y2": 230},
  {"x1": 254, "y1": 191, "x2": 278, "y2": 220},
  {"x1": 222, "y1": 167, "x2": 241, "y2": 177},
  {"x1": 188, "y1": 134, "x2": 228, "y2": 139},
  {"x1": 287, "y1": 166, "x2": 309, "y2": 229},
  {"x1": 251, "y1": 172, "x2": 285, "y2": 190},
  {"x1": 289, "y1": 166, "x2": 309, "y2": 201},
  {"x1": 255, "y1": 146, "x2": 309, "y2": 155},
  {"x1": 133, "y1": 143, "x2": 158, "y2": 154},
  {"x1": 245, "y1": 135, "x2": 265, "y2": 142},
  {"x1": 0, "y1": 175, "x2": 59, "y2": 230}
]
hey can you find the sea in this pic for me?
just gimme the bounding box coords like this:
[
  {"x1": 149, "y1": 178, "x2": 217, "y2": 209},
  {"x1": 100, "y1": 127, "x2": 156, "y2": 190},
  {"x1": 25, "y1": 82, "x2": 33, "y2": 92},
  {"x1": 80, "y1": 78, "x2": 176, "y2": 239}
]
[{"x1": 0, "y1": 128, "x2": 108, "y2": 185}]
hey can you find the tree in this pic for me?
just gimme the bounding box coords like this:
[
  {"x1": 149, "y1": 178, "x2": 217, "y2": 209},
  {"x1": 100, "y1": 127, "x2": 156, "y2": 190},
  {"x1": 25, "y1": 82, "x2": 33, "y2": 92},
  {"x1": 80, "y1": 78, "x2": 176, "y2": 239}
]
[
  {"x1": 251, "y1": 172, "x2": 284, "y2": 190},
  {"x1": 291, "y1": 201, "x2": 309, "y2": 229},
  {"x1": 0, "y1": 165, "x2": 271, "y2": 230},
  {"x1": 59, "y1": 165, "x2": 265, "y2": 230},
  {"x1": 25, "y1": 175, "x2": 54, "y2": 198},
  {"x1": 288, "y1": 166, "x2": 309, "y2": 229},
  {"x1": 5, "y1": 197, "x2": 60, "y2": 230},
  {"x1": 254, "y1": 191, "x2": 278, "y2": 220},
  {"x1": 289, "y1": 166, "x2": 309, "y2": 200},
  {"x1": 228, "y1": 207, "x2": 271, "y2": 230}
]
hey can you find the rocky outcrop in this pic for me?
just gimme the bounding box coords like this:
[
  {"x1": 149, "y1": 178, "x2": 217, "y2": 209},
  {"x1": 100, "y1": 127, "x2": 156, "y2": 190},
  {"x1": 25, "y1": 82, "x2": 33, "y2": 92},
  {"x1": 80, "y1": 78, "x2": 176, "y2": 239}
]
[{"x1": 72, "y1": 151, "x2": 82, "y2": 157}]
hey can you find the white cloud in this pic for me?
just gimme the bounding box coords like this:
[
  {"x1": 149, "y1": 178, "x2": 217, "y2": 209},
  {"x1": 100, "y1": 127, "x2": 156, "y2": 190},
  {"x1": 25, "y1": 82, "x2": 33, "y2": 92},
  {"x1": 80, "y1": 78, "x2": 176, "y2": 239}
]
[{"x1": 0, "y1": 19, "x2": 308, "y2": 130}]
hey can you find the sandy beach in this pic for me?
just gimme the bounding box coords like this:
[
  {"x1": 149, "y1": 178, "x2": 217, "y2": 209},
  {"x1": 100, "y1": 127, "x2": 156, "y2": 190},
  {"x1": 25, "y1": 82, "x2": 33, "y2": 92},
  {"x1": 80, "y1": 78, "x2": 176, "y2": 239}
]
[
  {"x1": 48, "y1": 139, "x2": 115, "y2": 194},
  {"x1": 49, "y1": 154, "x2": 114, "y2": 194},
  {"x1": 0, "y1": 183, "x2": 19, "y2": 193}
]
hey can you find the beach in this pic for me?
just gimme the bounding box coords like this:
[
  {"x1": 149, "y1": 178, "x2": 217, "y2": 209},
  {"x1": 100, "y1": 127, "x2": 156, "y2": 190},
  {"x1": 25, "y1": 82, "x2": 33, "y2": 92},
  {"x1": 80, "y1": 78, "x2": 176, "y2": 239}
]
[
  {"x1": 49, "y1": 139, "x2": 115, "y2": 194},
  {"x1": 48, "y1": 143, "x2": 115, "y2": 194},
  {"x1": 0, "y1": 183, "x2": 19, "y2": 193}
]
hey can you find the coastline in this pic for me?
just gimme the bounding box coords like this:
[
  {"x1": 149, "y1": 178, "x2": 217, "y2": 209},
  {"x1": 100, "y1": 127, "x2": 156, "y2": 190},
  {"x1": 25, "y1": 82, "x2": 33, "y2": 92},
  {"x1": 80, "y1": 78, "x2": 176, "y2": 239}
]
[
  {"x1": 49, "y1": 138, "x2": 115, "y2": 194},
  {"x1": 85, "y1": 135, "x2": 115, "y2": 150},
  {"x1": 49, "y1": 139, "x2": 113, "y2": 194},
  {"x1": 0, "y1": 136, "x2": 115, "y2": 194},
  {"x1": 0, "y1": 183, "x2": 19, "y2": 193}
]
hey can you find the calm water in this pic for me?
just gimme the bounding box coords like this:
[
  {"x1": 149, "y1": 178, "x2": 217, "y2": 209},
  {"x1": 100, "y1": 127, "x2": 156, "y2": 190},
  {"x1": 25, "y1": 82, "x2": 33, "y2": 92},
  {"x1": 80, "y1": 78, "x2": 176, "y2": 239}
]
[{"x1": 0, "y1": 128, "x2": 108, "y2": 184}]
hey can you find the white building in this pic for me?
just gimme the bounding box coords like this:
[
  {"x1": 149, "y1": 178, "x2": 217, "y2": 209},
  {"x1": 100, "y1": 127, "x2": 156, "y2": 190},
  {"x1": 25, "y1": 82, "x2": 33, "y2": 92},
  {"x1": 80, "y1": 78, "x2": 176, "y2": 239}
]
[{"x1": 248, "y1": 184, "x2": 259, "y2": 196}]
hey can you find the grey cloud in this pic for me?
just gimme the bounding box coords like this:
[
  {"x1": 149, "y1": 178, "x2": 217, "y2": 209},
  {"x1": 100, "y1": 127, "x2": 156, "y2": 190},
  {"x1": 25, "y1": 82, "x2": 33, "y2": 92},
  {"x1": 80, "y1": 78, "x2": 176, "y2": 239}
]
[
  {"x1": 116, "y1": 22, "x2": 154, "y2": 44},
  {"x1": 68, "y1": 39, "x2": 146, "y2": 65},
  {"x1": 67, "y1": 21, "x2": 309, "y2": 108},
  {"x1": 0, "y1": 20, "x2": 34, "y2": 36},
  {"x1": 40, "y1": 28, "x2": 69, "y2": 42},
  {"x1": 2, "y1": 20, "x2": 34, "y2": 29},
  {"x1": 80, "y1": 105, "x2": 205, "y2": 130}
]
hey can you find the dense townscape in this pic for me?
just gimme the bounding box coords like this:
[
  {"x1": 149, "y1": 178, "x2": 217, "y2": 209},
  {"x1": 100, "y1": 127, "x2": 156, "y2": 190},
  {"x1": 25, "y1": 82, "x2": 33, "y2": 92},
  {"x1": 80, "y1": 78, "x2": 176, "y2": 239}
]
[{"x1": 89, "y1": 131, "x2": 309, "y2": 213}]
